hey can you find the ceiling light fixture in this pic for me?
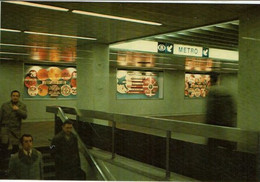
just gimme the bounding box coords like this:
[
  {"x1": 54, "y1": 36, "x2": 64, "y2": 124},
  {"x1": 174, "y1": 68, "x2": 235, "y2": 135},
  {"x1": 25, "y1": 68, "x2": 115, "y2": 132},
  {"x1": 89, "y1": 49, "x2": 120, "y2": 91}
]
[
  {"x1": 72, "y1": 10, "x2": 162, "y2": 26},
  {"x1": 5, "y1": 1, "x2": 69, "y2": 12},
  {"x1": 0, "y1": 58, "x2": 14, "y2": 60},
  {"x1": 0, "y1": 51, "x2": 29, "y2": 56},
  {"x1": 0, "y1": 28, "x2": 21, "y2": 33},
  {"x1": 0, "y1": 43, "x2": 55, "y2": 49},
  {"x1": 24, "y1": 31, "x2": 97, "y2": 40}
]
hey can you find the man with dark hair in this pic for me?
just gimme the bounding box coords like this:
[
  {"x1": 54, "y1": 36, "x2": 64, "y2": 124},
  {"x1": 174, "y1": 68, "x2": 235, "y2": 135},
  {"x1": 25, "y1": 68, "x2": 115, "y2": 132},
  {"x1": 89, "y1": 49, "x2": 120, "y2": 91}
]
[
  {"x1": 0, "y1": 90, "x2": 27, "y2": 153},
  {"x1": 8, "y1": 134, "x2": 43, "y2": 179},
  {"x1": 51, "y1": 120, "x2": 83, "y2": 180}
]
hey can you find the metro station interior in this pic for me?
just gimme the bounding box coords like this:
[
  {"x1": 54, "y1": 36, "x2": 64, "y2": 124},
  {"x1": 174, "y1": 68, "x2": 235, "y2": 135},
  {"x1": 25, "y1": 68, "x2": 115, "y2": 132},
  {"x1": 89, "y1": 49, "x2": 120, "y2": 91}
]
[{"x1": 1, "y1": 1, "x2": 260, "y2": 181}]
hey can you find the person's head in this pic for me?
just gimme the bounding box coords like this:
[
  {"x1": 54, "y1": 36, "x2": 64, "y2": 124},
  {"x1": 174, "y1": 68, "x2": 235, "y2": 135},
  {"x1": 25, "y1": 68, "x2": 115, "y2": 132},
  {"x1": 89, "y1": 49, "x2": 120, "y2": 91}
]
[
  {"x1": 62, "y1": 120, "x2": 73, "y2": 135},
  {"x1": 209, "y1": 72, "x2": 220, "y2": 86},
  {"x1": 11, "y1": 90, "x2": 20, "y2": 103},
  {"x1": 20, "y1": 134, "x2": 33, "y2": 151}
]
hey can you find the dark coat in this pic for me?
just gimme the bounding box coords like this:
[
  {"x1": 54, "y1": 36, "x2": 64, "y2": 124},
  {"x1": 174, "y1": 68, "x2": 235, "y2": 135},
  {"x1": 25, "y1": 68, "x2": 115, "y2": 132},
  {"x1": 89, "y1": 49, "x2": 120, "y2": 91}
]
[
  {"x1": 0, "y1": 101, "x2": 27, "y2": 127},
  {"x1": 0, "y1": 101, "x2": 27, "y2": 145},
  {"x1": 206, "y1": 85, "x2": 236, "y2": 150},
  {"x1": 51, "y1": 131, "x2": 81, "y2": 180},
  {"x1": 8, "y1": 149, "x2": 43, "y2": 179}
]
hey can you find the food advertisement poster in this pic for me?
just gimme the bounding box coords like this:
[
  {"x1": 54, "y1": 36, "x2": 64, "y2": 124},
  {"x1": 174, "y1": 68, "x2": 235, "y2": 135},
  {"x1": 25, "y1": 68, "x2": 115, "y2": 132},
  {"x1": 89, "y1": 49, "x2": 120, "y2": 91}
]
[
  {"x1": 117, "y1": 70, "x2": 163, "y2": 99},
  {"x1": 185, "y1": 73, "x2": 211, "y2": 99},
  {"x1": 24, "y1": 64, "x2": 77, "y2": 99}
]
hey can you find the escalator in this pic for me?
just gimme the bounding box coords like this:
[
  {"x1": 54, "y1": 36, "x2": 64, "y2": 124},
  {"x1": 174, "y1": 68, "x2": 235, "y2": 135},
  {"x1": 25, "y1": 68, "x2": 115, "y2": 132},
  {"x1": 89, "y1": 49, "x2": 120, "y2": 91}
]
[{"x1": 54, "y1": 107, "x2": 108, "y2": 181}]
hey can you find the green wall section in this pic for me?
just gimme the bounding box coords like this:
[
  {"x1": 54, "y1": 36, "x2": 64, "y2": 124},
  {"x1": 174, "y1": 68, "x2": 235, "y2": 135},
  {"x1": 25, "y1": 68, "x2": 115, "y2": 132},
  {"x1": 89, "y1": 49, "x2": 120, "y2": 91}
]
[
  {"x1": 0, "y1": 60, "x2": 77, "y2": 122},
  {"x1": 109, "y1": 68, "x2": 207, "y2": 116},
  {"x1": 238, "y1": 6, "x2": 260, "y2": 131},
  {"x1": 0, "y1": 46, "x2": 238, "y2": 122},
  {"x1": 77, "y1": 44, "x2": 109, "y2": 112}
]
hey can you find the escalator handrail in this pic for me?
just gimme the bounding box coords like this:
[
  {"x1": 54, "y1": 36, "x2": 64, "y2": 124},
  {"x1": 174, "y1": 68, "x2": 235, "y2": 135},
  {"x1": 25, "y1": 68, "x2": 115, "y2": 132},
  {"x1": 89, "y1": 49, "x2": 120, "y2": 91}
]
[
  {"x1": 47, "y1": 106, "x2": 259, "y2": 145},
  {"x1": 56, "y1": 107, "x2": 108, "y2": 181}
]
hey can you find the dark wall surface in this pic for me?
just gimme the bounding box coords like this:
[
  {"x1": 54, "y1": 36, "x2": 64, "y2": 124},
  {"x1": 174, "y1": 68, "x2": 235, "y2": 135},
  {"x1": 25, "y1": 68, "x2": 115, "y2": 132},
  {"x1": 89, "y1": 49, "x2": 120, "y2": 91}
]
[{"x1": 77, "y1": 121, "x2": 256, "y2": 181}]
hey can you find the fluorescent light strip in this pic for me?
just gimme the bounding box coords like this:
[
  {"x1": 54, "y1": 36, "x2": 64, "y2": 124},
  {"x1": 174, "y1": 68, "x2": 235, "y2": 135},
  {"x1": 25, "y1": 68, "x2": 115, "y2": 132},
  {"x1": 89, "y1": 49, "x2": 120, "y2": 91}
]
[
  {"x1": 0, "y1": 43, "x2": 55, "y2": 49},
  {"x1": 5, "y1": 1, "x2": 69, "y2": 12},
  {"x1": 72, "y1": 10, "x2": 162, "y2": 26},
  {"x1": 0, "y1": 28, "x2": 21, "y2": 33},
  {"x1": 0, "y1": 52, "x2": 29, "y2": 56},
  {"x1": 24, "y1": 31, "x2": 97, "y2": 40},
  {"x1": 0, "y1": 58, "x2": 13, "y2": 60}
]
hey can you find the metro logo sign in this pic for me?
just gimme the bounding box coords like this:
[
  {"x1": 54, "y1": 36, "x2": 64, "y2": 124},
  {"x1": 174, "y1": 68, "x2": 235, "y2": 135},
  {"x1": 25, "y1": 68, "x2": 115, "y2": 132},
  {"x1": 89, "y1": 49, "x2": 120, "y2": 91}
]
[
  {"x1": 158, "y1": 42, "x2": 209, "y2": 57},
  {"x1": 174, "y1": 44, "x2": 203, "y2": 57},
  {"x1": 157, "y1": 42, "x2": 173, "y2": 54}
]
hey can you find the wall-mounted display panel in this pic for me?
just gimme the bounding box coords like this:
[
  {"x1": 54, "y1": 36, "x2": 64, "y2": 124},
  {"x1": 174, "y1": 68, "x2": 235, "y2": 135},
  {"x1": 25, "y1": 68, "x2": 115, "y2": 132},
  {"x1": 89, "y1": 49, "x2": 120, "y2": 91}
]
[
  {"x1": 30, "y1": 45, "x2": 76, "y2": 63},
  {"x1": 117, "y1": 52, "x2": 155, "y2": 68},
  {"x1": 185, "y1": 73, "x2": 211, "y2": 99},
  {"x1": 117, "y1": 70, "x2": 163, "y2": 99},
  {"x1": 185, "y1": 57, "x2": 213, "y2": 71},
  {"x1": 24, "y1": 64, "x2": 77, "y2": 99}
]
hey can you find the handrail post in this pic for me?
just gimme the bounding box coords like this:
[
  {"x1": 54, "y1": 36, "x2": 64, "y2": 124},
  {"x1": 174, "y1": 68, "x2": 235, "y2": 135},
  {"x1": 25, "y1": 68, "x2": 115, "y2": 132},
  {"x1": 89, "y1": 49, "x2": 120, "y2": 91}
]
[
  {"x1": 257, "y1": 132, "x2": 260, "y2": 182},
  {"x1": 112, "y1": 121, "x2": 116, "y2": 159},
  {"x1": 54, "y1": 114, "x2": 59, "y2": 135},
  {"x1": 166, "y1": 130, "x2": 171, "y2": 179}
]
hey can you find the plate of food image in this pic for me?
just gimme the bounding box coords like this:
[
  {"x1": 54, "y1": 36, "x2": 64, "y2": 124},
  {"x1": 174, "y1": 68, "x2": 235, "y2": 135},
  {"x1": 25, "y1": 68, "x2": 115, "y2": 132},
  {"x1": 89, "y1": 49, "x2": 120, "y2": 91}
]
[
  {"x1": 24, "y1": 76, "x2": 37, "y2": 88},
  {"x1": 37, "y1": 69, "x2": 49, "y2": 81},
  {"x1": 38, "y1": 84, "x2": 49, "y2": 96},
  {"x1": 61, "y1": 85, "x2": 71, "y2": 96},
  {"x1": 48, "y1": 67, "x2": 61, "y2": 81}
]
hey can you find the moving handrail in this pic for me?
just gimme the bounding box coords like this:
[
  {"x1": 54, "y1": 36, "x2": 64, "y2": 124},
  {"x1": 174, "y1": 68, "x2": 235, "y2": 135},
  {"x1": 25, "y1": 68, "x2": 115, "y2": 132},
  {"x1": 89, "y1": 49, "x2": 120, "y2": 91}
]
[
  {"x1": 47, "y1": 106, "x2": 260, "y2": 179},
  {"x1": 49, "y1": 106, "x2": 259, "y2": 145},
  {"x1": 56, "y1": 106, "x2": 108, "y2": 181}
]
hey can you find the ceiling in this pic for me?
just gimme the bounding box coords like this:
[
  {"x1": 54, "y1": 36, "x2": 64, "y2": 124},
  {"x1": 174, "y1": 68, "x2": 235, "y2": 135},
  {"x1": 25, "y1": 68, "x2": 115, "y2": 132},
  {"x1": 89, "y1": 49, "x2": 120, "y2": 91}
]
[{"x1": 0, "y1": 2, "x2": 257, "y2": 62}]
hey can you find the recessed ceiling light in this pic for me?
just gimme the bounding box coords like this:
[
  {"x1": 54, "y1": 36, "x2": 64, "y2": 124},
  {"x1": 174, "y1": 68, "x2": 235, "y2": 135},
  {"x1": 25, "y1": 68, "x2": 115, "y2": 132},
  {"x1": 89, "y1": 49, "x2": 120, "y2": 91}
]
[
  {"x1": 0, "y1": 52, "x2": 29, "y2": 56},
  {"x1": 0, "y1": 28, "x2": 21, "y2": 33},
  {"x1": 0, "y1": 58, "x2": 14, "y2": 60},
  {"x1": 5, "y1": 1, "x2": 69, "y2": 12},
  {"x1": 72, "y1": 10, "x2": 162, "y2": 26},
  {"x1": 0, "y1": 43, "x2": 55, "y2": 49},
  {"x1": 24, "y1": 31, "x2": 97, "y2": 40}
]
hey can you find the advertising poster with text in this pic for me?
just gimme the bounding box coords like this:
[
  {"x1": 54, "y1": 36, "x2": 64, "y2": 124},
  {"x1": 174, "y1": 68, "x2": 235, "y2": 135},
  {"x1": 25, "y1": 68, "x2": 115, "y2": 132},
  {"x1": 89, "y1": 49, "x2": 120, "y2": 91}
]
[
  {"x1": 24, "y1": 64, "x2": 77, "y2": 99},
  {"x1": 117, "y1": 70, "x2": 163, "y2": 99}
]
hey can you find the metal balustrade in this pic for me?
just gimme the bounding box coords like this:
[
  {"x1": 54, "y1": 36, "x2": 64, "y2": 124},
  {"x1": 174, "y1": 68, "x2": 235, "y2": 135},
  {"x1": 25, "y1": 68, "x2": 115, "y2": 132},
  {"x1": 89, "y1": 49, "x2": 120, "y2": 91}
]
[{"x1": 46, "y1": 105, "x2": 260, "y2": 180}]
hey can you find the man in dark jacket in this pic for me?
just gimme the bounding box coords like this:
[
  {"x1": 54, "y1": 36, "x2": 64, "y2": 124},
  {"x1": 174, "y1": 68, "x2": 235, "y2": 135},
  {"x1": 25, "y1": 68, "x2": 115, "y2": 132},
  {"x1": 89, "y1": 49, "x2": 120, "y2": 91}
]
[
  {"x1": 0, "y1": 90, "x2": 27, "y2": 153},
  {"x1": 51, "y1": 120, "x2": 82, "y2": 180},
  {"x1": 205, "y1": 72, "x2": 237, "y2": 180},
  {"x1": 8, "y1": 134, "x2": 43, "y2": 179},
  {"x1": 206, "y1": 72, "x2": 237, "y2": 150}
]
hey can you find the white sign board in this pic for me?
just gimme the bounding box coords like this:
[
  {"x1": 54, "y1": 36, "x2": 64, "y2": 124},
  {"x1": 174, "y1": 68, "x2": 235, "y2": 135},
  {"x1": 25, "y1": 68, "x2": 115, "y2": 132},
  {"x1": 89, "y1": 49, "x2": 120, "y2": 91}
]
[{"x1": 173, "y1": 44, "x2": 203, "y2": 57}]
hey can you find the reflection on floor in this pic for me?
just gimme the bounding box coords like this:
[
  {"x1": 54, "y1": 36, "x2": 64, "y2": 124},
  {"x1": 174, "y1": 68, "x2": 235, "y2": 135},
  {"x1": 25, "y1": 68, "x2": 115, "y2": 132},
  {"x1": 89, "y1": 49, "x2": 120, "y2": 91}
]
[{"x1": 156, "y1": 114, "x2": 205, "y2": 123}]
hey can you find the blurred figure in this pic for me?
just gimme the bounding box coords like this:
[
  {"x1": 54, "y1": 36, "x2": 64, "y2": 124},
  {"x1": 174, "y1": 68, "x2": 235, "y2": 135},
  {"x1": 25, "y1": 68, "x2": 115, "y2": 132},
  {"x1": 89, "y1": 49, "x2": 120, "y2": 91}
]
[
  {"x1": 0, "y1": 90, "x2": 27, "y2": 153},
  {"x1": 8, "y1": 134, "x2": 43, "y2": 179},
  {"x1": 50, "y1": 120, "x2": 84, "y2": 180},
  {"x1": 205, "y1": 72, "x2": 237, "y2": 180},
  {"x1": 206, "y1": 72, "x2": 237, "y2": 150}
]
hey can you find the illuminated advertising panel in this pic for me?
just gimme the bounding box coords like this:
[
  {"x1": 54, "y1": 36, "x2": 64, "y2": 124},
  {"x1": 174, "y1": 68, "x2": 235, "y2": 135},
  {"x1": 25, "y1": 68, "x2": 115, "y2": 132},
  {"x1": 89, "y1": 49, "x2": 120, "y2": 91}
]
[
  {"x1": 24, "y1": 64, "x2": 77, "y2": 99},
  {"x1": 185, "y1": 57, "x2": 213, "y2": 71},
  {"x1": 185, "y1": 73, "x2": 211, "y2": 99},
  {"x1": 117, "y1": 52, "x2": 155, "y2": 67},
  {"x1": 117, "y1": 70, "x2": 163, "y2": 99}
]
